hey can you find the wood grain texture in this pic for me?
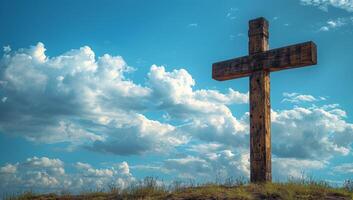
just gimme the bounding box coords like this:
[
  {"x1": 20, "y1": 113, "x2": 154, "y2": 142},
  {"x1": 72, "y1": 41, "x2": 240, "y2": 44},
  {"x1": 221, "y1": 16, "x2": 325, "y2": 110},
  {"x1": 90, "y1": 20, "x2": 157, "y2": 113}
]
[
  {"x1": 248, "y1": 17, "x2": 272, "y2": 183},
  {"x1": 212, "y1": 41, "x2": 317, "y2": 81},
  {"x1": 211, "y1": 17, "x2": 317, "y2": 183}
]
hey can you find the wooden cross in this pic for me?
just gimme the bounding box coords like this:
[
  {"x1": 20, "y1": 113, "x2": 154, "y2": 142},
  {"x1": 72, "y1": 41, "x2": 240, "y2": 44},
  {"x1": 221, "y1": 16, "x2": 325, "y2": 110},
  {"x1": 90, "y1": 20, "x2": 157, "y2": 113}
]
[{"x1": 212, "y1": 17, "x2": 317, "y2": 182}]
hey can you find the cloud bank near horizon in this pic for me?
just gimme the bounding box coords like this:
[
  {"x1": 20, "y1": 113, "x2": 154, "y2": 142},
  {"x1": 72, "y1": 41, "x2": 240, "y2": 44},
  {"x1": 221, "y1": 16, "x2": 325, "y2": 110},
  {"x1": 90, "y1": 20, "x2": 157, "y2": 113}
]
[{"x1": 0, "y1": 157, "x2": 134, "y2": 195}]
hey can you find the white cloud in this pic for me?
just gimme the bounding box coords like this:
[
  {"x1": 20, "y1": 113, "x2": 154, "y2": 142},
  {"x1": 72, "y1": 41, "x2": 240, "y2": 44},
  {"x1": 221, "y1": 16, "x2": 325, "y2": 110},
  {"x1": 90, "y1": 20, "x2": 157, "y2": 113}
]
[
  {"x1": 165, "y1": 156, "x2": 212, "y2": 179},
  {"x1": 0, "y1": 155, "x2": 331, "y2": 196},
  {"x1": 164, "y1": 148, "x2": 250, "y2": 181},
  {"x1": 188, "y1": 23, "x2": 198, "y2": 27},
  {"x1": 282, "y1": 92, "x2": 322, "y2": 103},
  {"x1": 147, "y1": 65, "x2": 249, "y2": 146},
  {"x1": 187, "y1": 142, "x2": 224, "y2": 154},
  {"x1": 0, "y1": 164, "x2": 17, "y2": 174},
  {"x1": 0, "y1": 157, "x2": 134, "y2": 195},
  {"x1": 0, "y1": 43, "x2": 184, "y2": 155},
  {"x1": 272, "y1": 105, "x2": 353, "y2": 159},
  {"x1": 163, "y1": 143, "x2": 326, "y2": 182},
  {"x1": 300, "y1": 0, "x2": 353, "y2": 12},
  {"x1": 29, "y1": 42, "x2": 47, "y2": 63},
  {"x1": 3, "y1": 43, "x2": 352, "y2": 160},
  {"x1": 0, "y1": 157, "x2": 65, "y2": 193},
  {"x1": 2, "y1": 43, "x2": 353, "y2": 185},
  {"x1": 88, "y1": 113, "x2": 188, "y2": 155},
  {"x1": 320, "y1": 26, "x2": 330, "y2": 31},
  {"x1": 194, "y1": 89, "x2": 248, "y2": 105},
  {"x1": 0, "y1": 43, "x2": 249, "y2": 155},
  {"x1": 3, "y1": 45, "x2": 11, "y2": 53},
  {"x1": 273, "y1": 158, "x2": 326, "y2": 180},
  {"x1": 318, "y1": 17, "x2": 352, "y2": 31},
  {"x1": 117, "y1": 162, "x2": 131, "y2": 175},
  {"x1": 333, "y1": 163, "x2": 353, "y2": 173},
  {"x1": 226, "y1": 8, "x2": 238, "y2": 20}
]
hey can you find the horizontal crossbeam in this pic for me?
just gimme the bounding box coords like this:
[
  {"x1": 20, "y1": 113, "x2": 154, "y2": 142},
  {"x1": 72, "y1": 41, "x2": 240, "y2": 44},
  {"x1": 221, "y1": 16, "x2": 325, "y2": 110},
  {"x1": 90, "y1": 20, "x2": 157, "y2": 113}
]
[{"x1": 212, "y1": 41, "x2": 317, "y2": 81}]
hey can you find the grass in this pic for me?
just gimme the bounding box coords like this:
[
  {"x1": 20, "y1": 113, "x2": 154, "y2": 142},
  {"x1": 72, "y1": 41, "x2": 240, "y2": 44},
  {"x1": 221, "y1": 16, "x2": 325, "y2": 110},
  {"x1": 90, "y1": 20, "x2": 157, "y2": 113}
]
[{"x1": 4, "y1": 177, "x2": 353, "y2": 200}]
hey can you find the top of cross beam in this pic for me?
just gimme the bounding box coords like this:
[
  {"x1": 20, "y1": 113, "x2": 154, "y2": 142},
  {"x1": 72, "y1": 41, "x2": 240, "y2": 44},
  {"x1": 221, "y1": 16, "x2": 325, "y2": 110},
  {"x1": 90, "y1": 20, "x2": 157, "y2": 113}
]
[
  {"x1": 212, "y1": 41, "x2": 317, "y2": 81},
  {"x1": 248, "y1": 17, "x2": 269, "y2": 38},
  {"x1": 212, "y1": 17, "x2": 317, "y2": 81}
]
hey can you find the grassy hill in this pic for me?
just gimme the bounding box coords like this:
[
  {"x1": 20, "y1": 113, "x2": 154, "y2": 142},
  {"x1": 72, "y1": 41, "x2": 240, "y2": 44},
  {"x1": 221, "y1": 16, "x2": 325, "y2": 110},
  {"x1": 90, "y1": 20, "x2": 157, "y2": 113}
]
[{"x1": 5, "y1": 179, "x2": 353, "y2": 200}]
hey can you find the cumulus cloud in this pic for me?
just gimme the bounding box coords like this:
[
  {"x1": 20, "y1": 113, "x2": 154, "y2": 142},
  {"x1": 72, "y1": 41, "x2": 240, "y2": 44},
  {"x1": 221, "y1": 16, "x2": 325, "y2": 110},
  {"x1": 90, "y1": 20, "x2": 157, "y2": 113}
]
[
  {"x1": 166, "y1": 99, "x2": 353, "y2": 181},
  {"x1": 164, "y1": 144, "x2": 250, "y2": 181},
  {"x1": 0, "y1": 155, "x2": 331, "y2": 196},
  {"x1": 159, "y1": 92, "x2": 353, "y2": 181},
  {"x1": 0, "y1": 44, "x2": 249, "y2": 155},
  {"x1": 272, "y1": 158, "x2": 326, "y2": 180},
  {"x1": 147, "y1": 65, "x2": 249, "y2": 146},
  {"x1": 2, "y1": 43, "x2": 353, "y2": 187},
  {"x1": 300, "y1": 0, "x2": 353, "y2": 12},
  {"x1": 165, "y1": 156, "x2": 213, "y2": 179},
  {"x1": 0, "y1": 43, "x2": 196, "y2": 155},
  {"x1": 0, "y1": 157, "x2": 134, "y2": 195},
  {"x1": 3, "y1": 46, "x2": 11, "y2": 53},
  {"x1": 320, "y1": 18, "x2": 346, "y2": 31},
  {"x1": 272, "y1": 104, "x2": 353, "y2": 159},
  {"x1": 122, "y1": 143, "x2": 250, "y2": 182},
  {"x1": 0, "y1": 157, "x2": 65, "y2": 193},
  {"x1": 162, "y1": 142, "x2": 326, "y2": 182},
  {"x1": 147, "y1": 65, "x2": 248, "y2": 107},
  {"x1": 87, "y1": 113, "x2": 187, "y2": 155}
]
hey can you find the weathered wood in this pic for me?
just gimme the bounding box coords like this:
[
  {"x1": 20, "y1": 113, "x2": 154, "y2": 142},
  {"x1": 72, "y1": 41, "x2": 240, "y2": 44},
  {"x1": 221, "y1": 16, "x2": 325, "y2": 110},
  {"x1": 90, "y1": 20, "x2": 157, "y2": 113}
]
[
  {"x1": 248, "y1": 17, "x2": 271, "y2": 183},
  {"x1": 211, "y1": 17, "x2": 317, "y2": 183},
  {"x1": 212, "y1": 41, "x2": 317, "y2": 81}
]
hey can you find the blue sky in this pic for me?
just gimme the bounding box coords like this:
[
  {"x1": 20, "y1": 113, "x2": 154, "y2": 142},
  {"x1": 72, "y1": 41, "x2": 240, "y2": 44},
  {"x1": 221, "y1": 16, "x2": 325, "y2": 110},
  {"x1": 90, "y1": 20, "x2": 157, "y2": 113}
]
[{"x1": 1, "y1": 0, "x2": 353, "y2": 195}]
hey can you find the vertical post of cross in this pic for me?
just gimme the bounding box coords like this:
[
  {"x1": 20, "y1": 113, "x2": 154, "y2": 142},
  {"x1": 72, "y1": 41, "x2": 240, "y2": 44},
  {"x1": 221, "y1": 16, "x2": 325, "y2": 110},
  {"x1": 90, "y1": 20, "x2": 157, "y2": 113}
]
[{"x1": 248, "y1": 17, "x2": 272, "y2": 182}]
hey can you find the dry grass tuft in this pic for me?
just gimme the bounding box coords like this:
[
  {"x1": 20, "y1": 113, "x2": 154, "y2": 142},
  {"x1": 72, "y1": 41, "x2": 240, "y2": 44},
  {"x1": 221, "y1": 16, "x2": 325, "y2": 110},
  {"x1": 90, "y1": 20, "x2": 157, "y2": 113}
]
[{"x1": 4, "y1": 177, "x2": 353, "y2": 200}]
